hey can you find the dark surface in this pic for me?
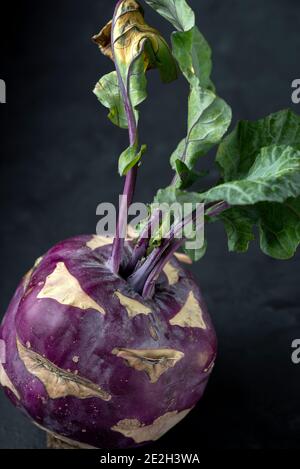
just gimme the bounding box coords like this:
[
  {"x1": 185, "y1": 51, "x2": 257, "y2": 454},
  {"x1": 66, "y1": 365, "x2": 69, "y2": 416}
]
[{"x1": 0, "y1": 0, "x2": 299, "y2": 450}]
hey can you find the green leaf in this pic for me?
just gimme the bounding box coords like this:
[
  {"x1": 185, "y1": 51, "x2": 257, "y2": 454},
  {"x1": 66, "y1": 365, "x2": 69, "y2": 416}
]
[
  {"x1": 171, "y1": 26, "x2": 214, "y2": 89},
  {"x1": 174, "y1": 160, "x2": 207, "y2": 190},
  {"x1": 154, "y1": 185, "x2": 203, "y2": 208},
  {"x1": 119, "y1": 144, "x2": 147, "y2": 176},
  {"x1": 217, "y1": 207, "x2": 256, "y2": 253},
  {"x1": 217, "y1": 110, "x2": 300, "y2": 182},
  {"x1": 258, "y1": 198, "x2": 300, "y2": 259},
  {"x1": 203, "y1": 145, "x2": 300, "y2": 206},
  {"x1": 145, "y1": 0, "x2": 229, "y2": 191},
  {"x1": 215, "y1": 199, "x2": 300, "y2": 260},
  {"x1": 171, "y1": 85, "x2": 232, "y2": 173},
  {"x1": 144, "y1": 0, "x2": 195, "y2": 32},
  {"x1": 211, "y1": 111, "x2": 300, "y2": 260},
  {"x1": 93, "y1": 62, "x2": 147, "y2": 129},
  {"x1": 146, "y1": 1, "x2": 214, "y2": 89},
  {"x1": 93, "y1": 72, "x2": 128, "y2": 129}
]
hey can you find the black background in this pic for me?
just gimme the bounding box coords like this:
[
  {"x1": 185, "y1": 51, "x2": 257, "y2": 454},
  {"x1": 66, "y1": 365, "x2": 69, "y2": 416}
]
[{"x1": 0, "y1": 0, "x2": 300, "y2": 450}]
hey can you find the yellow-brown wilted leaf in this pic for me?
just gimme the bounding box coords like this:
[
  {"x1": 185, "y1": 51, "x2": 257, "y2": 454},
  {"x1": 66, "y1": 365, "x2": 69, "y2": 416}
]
[{"x1": 93, "y1": 0, "x2": 178, "y2": 85}]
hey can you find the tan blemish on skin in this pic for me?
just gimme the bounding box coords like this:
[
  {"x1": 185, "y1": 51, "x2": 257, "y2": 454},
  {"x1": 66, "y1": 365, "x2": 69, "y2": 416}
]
[
  {"x1": 34, "y1": 256, "x2": 43, "y2": 269},
  {"x1": 87, "y1": 230, "x2": 135, "y2": 250},
  {"x1": 115, "y1": 292, "x2": 152, "y2": 318},
  {"x1": 170, "y1": 291, "x2": 207, "y2": 329},
  {"x1": 23, "y1": 256, "x2": 44, "y2": 290},
  {"x1": 0, "y1": 362, "x2": 20, "y2": 400},
  {"x1": 23, "y1": 269, "x2": 33, "y2": 290},
  {"x1": 163, "y1": 263, "x2": 180, "y2": 286},
  {"x1": 37, "y1": 262, "x2": 105, "y2": 315},
  {"x1": 196, "y1": 351, "x2": 209, "y2": 368},
  {"x1": 112, "y1": 348, "x2": 184, "y2": 383},
  {"x1": 72, "y1": 356, "x2": 79, "y2": 364},
  {"x1": 23, "y1": 286, "x2": 34, "y2": 298},
  {"x1": 149, "y1": 323, "x2": 159, "y2": 341},
  {"x1": 86, "y1": 235, "x2": 114, "y2": 250},
  {"x1": 17, "y1": 338, "x2": 111, "y2": 401},
  {"x1": 174, "y1": 253, "x2": 193, "y2": 265},
  {"x1": 204, "y1": 361, "x2": 215, "y2": 374},
  {"x1": 112, "y1": 408, "x2": 192, "y2": 443}
]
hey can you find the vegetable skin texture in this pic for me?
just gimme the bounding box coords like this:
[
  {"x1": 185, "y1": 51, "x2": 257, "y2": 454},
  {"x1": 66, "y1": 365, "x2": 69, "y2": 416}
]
[{"x1": 0, "y1": 235, "x2": 216, "y2": 449}]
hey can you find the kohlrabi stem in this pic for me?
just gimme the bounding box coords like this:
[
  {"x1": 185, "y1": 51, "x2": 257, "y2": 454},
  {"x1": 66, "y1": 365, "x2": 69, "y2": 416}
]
[
  {"x1": 126, "y1": 209, "x2": 162, "y2": 275},
  {"x1": 128, "y1": 210, "x2": 197, "y2": 294},
  {"x1": 206, "y1": 201, "x2": 230, "y2": 217},
  {"x1": 110, "y1": 98, "x2": 138, "y2": 274},
  {"x1": 110, "y1": 0, "x2": 139, "y2": 274},
  {"x1": 142, "y1": 239, "x2": 184, "y2": 299},
  {"x1": 130, "y1": 201, "x2": 230, "y2": 297},
  {"x1": 111, "y1": 166, "x2": 138, "y2": 274}
]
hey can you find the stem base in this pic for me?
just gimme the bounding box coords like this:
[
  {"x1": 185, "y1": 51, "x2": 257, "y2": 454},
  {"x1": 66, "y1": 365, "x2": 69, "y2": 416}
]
[{"x1": 47, "y1": 433, "x2": 94, "y2": 450}]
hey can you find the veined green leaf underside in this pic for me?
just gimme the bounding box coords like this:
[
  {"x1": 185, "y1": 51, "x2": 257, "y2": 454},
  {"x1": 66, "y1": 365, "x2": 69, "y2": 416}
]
[
  {"x1": 203, "y1": 145, "x2": 300, "y2": 206},
  {"x1": 210, "y1": 112, "x2": 300, "y2": 259},
  {"x1": 144, "y1": 0, "x2": 231, "y2": 187},
  {"x1": 144, "y1": 0, "x2": 195, "y2": 32},
  {"x1": 217, "y1": 109, "x2": 300, "y2": 181},
  {"x1": 216, "y1": 198, "x2": 300, "y2": 260},
  {"x1": 170, "y1": 85, "x2": 232, "y2": 174}
]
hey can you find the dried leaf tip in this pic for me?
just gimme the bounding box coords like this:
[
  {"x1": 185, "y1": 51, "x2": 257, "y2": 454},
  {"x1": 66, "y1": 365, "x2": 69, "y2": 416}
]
[
  {"x1": 92, "y1": 20, "x2": 113, "y2": 60},
  {"x1": 92, "y1": 1, "x2": 145, "y2": 61},
  {"x1": 92, "y1": 0, "x2": 178, "y2": 84}
]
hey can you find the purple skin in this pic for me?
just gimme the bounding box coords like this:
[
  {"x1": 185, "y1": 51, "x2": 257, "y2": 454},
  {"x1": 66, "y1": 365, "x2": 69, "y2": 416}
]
[{"x1": 0, "y1": 235, "x2": 217, "y2": 449}]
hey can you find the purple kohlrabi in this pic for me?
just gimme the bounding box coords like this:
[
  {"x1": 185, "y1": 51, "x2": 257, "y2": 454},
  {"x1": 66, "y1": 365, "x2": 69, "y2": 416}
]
[{"x1": 0, "y1": 235, "x2": 217, "y2": 449}]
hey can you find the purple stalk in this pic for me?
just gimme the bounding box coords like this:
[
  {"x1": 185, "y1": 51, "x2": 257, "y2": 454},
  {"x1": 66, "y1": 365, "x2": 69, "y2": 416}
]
[
  {"x1": 142, "y1": 239, "x2": 184, "y2": 299},
  {"x1": 130, "y1": 200, "x2": 230, "y2": 297},
  {"x1": 125, "y1": 209, "x2": 162, "y2": 275},
  {"x1": 128, "y1": 245, "x2": 164, "y2": 294},
  {"x1": 110, "y1": 0, "x2": 139, "y2": 274},
  {"x1": 205, "y1": 201, "x2": 230, "y2": 217},
  {"x1": 129, "y1": 210, "x2": 198, "y2": 294},
  {"x1": 109, "y1": 2, "x2": 230, "y2": 282}
]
